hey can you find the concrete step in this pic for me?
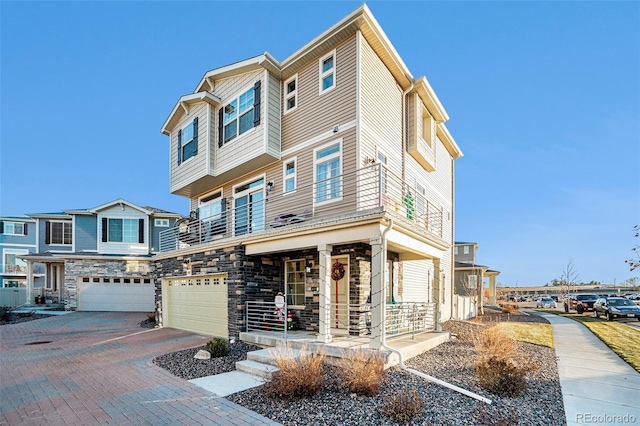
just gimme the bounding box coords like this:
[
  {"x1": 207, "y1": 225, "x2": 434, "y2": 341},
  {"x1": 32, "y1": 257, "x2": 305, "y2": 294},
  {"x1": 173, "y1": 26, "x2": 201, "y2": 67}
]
[
  {"x1": 235, "y1": 359, "x2": 279, "y2": 380},
  {"x1": 247, "y1": 348, "x2": 301, "y2": 366}
]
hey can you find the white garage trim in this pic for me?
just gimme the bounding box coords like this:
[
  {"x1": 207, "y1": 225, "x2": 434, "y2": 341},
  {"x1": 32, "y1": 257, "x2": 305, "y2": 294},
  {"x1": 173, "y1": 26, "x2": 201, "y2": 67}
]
[
  {"x1": 77, "y1": 277, "x2": 155, "y2": 312},
  {"x1": 162, "y1": 274, "x2": 228, "y2": 338}
]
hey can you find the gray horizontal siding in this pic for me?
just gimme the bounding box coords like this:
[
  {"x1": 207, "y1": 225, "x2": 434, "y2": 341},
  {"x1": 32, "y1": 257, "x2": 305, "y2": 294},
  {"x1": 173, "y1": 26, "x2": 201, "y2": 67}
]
[{"x1": 74, "y1": 216, "x2": 97, "y2": 252}]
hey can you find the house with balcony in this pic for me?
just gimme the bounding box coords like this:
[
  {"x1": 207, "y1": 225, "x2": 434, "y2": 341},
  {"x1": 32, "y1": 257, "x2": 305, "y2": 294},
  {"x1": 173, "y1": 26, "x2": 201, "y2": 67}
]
[
  {"x1": 19, "y1": 199, "x2": 181, "y2": 311},
  {"x1": 155, "y1": 4, "x2": 463, "y2": 351},
  {"x1": 0, "y1": 217, "x2": 43, "y2": 307},
  {"x1": 453, "y1": 241, "x2": 500, "y2": 318}
]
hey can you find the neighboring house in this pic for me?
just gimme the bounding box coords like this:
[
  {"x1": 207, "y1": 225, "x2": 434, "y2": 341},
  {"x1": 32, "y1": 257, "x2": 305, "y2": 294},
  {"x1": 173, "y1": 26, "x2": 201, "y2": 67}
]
[
  {"x1": 0, "y1": 217, "x2": 43, "y2": 307},
  {"x1": 453, "y1": 241, "x2": 500, "y2": 318},
  {"x1": 155, "y1": 4, "x2": 463, "y2": 349},
  {"x1": 19, "y1": 199, "x2": 181, "y2": 312}
]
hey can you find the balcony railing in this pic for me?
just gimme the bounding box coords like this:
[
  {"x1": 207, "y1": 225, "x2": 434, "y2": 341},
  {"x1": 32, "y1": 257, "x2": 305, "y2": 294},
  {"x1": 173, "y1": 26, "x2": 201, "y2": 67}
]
[{"x1": 159, "y1": 164, "x2": 443, "y2": 252}]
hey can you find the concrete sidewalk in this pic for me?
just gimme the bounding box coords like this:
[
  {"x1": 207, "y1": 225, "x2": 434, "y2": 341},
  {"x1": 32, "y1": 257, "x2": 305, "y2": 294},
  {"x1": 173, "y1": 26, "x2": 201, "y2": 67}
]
[{"x1": 535, "y1": 313, "x2": 640, "y2": 426}]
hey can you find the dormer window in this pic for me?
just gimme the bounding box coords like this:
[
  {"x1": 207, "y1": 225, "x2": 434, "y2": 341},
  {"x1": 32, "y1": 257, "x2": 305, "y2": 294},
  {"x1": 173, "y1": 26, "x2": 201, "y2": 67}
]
[
  {"x1": 177, "y1": 118, "x2": 198, "y2": 164},
  {"x1": 319, "y1": 50, "x2": 336, "y2": 94}
]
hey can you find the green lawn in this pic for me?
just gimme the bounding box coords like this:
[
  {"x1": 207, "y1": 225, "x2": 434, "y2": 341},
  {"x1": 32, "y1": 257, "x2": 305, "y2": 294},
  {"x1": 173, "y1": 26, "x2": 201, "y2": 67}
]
[
  {"x1": 537, "y1": 310, "x2": 640, "y2": 373},
  {"x1": 492, "y1": 322, "x2": 554, "y2": 348}
]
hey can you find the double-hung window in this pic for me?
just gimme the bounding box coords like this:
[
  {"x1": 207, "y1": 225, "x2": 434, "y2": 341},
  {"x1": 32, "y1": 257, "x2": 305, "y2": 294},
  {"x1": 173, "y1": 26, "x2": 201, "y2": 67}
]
[
  {"x1": 177, "y1": 118, "x2": 198, "y2": 164},
  {"x1": 46, "y1": 221, "x2": 72, "y2": 245},
  {"x1": 285, "y1": 259, "x2": 306, "y2": 306},
  {"x1": 219, "y1": 81, "x2": 261, "y2": 146},
  {"x1": 319, "y1": 50, "x2": 336, "y2": 94},
  {"x1": 2, "y1": 222, "x2": 25, "y2": 235},
  {"x1": 314, "y1": 141, "x2": 341, "y2": 204},
  {"x1": 284, "y1": 74, "x2": 298, "y2": 113},
  {"x1": 283, "y1": 158, "x2": 296, "y2": 193}
]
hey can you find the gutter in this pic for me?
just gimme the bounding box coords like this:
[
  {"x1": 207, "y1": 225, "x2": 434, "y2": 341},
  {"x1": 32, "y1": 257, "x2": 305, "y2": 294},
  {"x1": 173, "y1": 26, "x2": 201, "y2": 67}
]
[{"x1": 379, "y1": 218, "x2": 492, "y2": 404}]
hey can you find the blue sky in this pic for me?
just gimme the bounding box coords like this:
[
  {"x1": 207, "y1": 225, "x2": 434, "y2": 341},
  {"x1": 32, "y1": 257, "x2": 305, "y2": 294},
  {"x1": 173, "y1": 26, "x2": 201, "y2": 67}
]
[{"x1": 1, "y1": 1, "x2": 638, "y2": 287}]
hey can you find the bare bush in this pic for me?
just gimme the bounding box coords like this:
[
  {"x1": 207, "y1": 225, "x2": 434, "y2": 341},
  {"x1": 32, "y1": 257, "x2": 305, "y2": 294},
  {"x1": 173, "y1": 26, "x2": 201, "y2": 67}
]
[
  {"x1": 381, "y1": 388, "x2": 424, "y2": 423},
  {"x1": 336, "y1": 348, "x2": 386, "y2": 396},
  {"x1": 268, "y1": 344, "x2": 325, "y2": 398},
  {"x1": 473, "y1": 326, "x2": 538, "y2": 396}
]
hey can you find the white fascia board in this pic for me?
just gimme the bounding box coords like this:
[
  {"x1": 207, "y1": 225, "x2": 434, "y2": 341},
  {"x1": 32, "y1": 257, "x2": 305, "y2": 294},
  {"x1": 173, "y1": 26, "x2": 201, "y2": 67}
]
[
  {"x1": 88, "y1": 199, "x2": 152, "y2": 215},
  {"x1": 161, "y1": 92, "x2": 222, "y2": 135},
  {"x1": 415, "y1": 76, "x2": 449, "y2": 123},
  {"x1": 194, "y1": 54, "x2": 282, "y2": 93},
  {"x1": 436, "y1": 122, "x2": 463, "y2": 160}
]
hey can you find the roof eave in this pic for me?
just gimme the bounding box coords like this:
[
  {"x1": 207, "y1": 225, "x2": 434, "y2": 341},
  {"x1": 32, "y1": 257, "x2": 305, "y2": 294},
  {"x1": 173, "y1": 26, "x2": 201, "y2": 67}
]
[
  {"x1": 436, "y1": 123, "x2": 463, "y2": 160},
  {"x1": 161, "y1": 92, "x2": 222, "y2": 135},
  {"x1": 194, "y1": 54, "x2": 282, "y2": 93}
]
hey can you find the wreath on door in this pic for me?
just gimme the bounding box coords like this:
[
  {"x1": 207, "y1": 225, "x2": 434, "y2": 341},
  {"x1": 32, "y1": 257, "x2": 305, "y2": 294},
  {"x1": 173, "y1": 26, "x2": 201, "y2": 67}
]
[{"x1": 331, "y1": 260, "x2": 345, "y2": 281}]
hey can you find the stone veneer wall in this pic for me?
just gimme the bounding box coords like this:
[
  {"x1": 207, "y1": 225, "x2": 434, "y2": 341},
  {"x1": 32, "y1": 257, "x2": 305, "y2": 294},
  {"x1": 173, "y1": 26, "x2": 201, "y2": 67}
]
[
  {"x1": 63, "y1": 259, "x2": 154, "y2": 309},
  {"x1": 153, "y1": 242, "x2": 399, "y2": 339}
]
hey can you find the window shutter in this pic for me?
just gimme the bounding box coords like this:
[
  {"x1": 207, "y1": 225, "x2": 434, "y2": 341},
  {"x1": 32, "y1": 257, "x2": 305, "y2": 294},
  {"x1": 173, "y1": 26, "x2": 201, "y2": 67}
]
[
  {"x1": 45, "y1": 221, "x2": 51, "y2": 244},
  {"x1": 138, "y1": 219, "x2": 144, "y2": 244},
  {"x1": 218, "y1": 108, "x2": 224, "y2": 148},
  {"x1": 192, "y1": 117, "x2": 199, "y2": 155},
  {"x1": 177, "y1": 129, "x2": 182, "y2": 165},
  {"x1": 101, "y1": 218, "x2": 108, "y2": 242},
  {"x1": 253, "y1": 80, "x2": 261, "y2": 126},
  {"x1": 23, "y1": 223, "x2": 28, "y2": 235},
  {"x1": 0, "y1": 221, "x2": 3, "y2": 234}
]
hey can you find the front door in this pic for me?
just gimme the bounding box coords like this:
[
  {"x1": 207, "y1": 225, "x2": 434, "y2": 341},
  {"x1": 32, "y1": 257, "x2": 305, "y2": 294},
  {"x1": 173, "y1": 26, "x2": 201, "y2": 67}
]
[{"x1": 330, "y1": 255, "x2": 349, "y2": 329}]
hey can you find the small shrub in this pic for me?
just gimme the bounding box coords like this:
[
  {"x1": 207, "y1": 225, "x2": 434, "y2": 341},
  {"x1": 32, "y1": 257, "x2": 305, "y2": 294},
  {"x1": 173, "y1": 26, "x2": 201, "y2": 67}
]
[
  {"x1": 473, "y1": 326, "x2": 537, "y2": 397},
  {"x1": 475, "y1": 404, "x2": 519, "y2": 426},
  {"x1": 381, "y1": 388, "x2": 424, "y2": 423},
  {"x1": 268, "y1": 344, "x2": 325, "y2": 398},
  {"x1": 337, "y1": 348, "x2": 386, "y2": 396},
  {"x1": 500, "y1": 302, "x2": 519, "y2": 314},
  {"x1": 0, "y1": 307, "x2": 13, "y2": 322},
  {"x1": 206, "y1": 338, "x2": 229, "y2": 357}
]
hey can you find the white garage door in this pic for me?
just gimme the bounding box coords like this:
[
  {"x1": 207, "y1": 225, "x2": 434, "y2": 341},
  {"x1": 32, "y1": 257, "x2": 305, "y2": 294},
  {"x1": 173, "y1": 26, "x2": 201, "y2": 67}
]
[
  {"x1": 78, "y1": 278, "x2": 155, "y2": 312},
  {"x1": 163, "y1": 275, "x2": 228, "y2": 338}
]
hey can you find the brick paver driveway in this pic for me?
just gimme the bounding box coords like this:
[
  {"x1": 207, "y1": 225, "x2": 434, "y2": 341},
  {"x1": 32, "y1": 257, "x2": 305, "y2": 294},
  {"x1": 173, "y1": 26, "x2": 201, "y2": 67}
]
[{"x1": 0, "y1": 312, "x2": 279, "y2": 425}]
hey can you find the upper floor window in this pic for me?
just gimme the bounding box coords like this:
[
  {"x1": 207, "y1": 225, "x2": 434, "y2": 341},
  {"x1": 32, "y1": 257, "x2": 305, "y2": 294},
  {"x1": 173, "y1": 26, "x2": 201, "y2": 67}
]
[
  {"x1": 314, "y1": 141, "x2": 342, "y2": 204},
  {"x1": 284, "y1": 75, "x2": 298, "y2": 113},
  {"x1": 101, "y1": 218, "x2": 144, "y2": 243},
  {"x1": 463, "y1": 245, "x2": 470, "y2": 255},
  {"x1": 1, "y1": 222, "x2": 26, "y2": 235},
  {"x1": 199, "y1": 190, "x2": 225, "y2": 222},
  {"x1": 219, "y1": 81, "x2": 261, "y2": 147},
  {"x1": 154, "y1": 219, "x2": 169, "y2": 227},
  {"x1": 283, "y1": 158, "x2": 297, "y2": 193},
  {"x1": 319, "y1": 50, "x2": 336, "y2": 94},
  {"x1": 454, "y1": 246, "x2": 459, "y2": 255},
  {"x1": 178, "y1": 117, "x2": 198, "y2": 164},
  {"x1": 46, "y1": 221, "x2": 72, "y2": 245},
  {"x1": 422, "y1": 106, "x2": 435, "y2": 147}
]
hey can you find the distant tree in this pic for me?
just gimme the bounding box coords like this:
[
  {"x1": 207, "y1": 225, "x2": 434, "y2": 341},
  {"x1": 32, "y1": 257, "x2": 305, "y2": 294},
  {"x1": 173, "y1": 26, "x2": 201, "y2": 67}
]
[
  {"x1": 625, "y1": 225, "x2": 640, "y2": 272},
  {"x1": 626, "y1": 277, "x2": 639, "y2": 291},
  {"x1": 560, "y1": 260, "x2": 580, "y2": 297},
  {"x1": 551, "y1": 278, "x2": 560, "y2": 286}
]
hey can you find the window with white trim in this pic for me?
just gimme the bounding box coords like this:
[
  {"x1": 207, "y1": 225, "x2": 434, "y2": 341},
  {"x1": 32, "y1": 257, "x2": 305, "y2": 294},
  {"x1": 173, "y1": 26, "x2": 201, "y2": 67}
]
[
  {"x1": 454, "y1": 246, "x2": 459, "y2": 255},
  {"x1": 46, "y1": 221, "x2": 72, "y2": 245},
  {"x1": 314, "y1": 141, "x2": 342, "y2": 204},
  {"x1": 283, "y1": 158, "x2": 296, "y2": 193},
  {"x1": 2, "y1": 222, "x2": 26, "y2": 235},
  {"x1": 284, "y1": 74, "x2": 298, "y2": 113},
  {"x1": 3, "y1": 249, "x2": 28, "y2": 274},
  {"x1": 221, "y1": 86, "x2": 257, "y2": 145},
  {"x1": 285, "y1": 259, "x2": 306, "y2": 306},
  {"x1": 199, "y1": 190, "x2": 226, "y2": 239},
  {"x1": 377, "y1": 150, "x2": 388, "y2": 193},
  {"x1": 107, "y1": 219, "x2": 139, "y2": 243},
  {"x1": 233, "y1": 177, "x2": 264, "y2": 236},
  {"x1": 463, "y1": 245, "x2": 470, "y2": 255},
  {"x1": 319, "y1": 50, "x2": 336, "y2": 94},
  {"x1": 155, "y1": 219, "x2": 170, "y2": 227},
  {"x1": 3, "y1": 279, "x2": 26, "y2": 288}
]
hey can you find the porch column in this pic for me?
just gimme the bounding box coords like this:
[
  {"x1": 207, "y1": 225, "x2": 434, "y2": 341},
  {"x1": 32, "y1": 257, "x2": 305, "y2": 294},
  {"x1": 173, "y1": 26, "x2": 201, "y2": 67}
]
[
  {"x1": 433, "y1": 259, "x2": 442, "y2": 332},
  {"x1": 370, "y1": 236, "x2": 385, "y2": 349},
  {"x1": 317, "y1": 244, "x2": 333, "y2": 343},
  {"x1": 489, "y1": 275, "x2": 497, "y2": 305},
  {"x1": 26, "y1": 260, "x2": 34, "y2": 305},
  {"x1": 478, "y1": 270, "x2": 484, "y2": 316}
]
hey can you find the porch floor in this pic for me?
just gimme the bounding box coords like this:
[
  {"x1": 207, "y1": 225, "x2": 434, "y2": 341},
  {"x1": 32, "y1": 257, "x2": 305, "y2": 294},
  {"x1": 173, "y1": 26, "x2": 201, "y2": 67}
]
[{"x1": 239, "y1": 329, "x2": 450, "y2": 367}]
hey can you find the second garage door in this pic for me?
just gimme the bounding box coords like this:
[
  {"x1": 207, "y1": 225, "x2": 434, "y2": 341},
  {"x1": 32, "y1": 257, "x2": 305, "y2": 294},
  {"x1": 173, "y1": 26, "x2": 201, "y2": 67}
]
[
  {"x1": 78, "y1": 278, "x2": 155, "y2": 312},
  {"x1": 163, "y1": 275, "x2": 228, "y2": 338}
]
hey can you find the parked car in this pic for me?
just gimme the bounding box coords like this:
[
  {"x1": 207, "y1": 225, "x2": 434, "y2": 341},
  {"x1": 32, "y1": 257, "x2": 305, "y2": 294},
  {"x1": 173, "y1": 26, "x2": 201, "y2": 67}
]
[
  {"x1": 536, "y1": 297, "x2": 557, "y2": 309},
  {"x1": 593, "y1": 297, "x2": 640, "y2": 321},
  {"x1": 551, "y1": 295, "x2": 559, "y2": 302},
  {"x1": 563, "y1": 294, "x2": 599, "y2": 313}
]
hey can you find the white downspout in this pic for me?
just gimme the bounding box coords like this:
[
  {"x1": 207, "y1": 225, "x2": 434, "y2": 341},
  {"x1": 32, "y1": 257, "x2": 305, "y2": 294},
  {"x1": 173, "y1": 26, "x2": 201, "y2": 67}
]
[{"x1": 379, "y1": 218, "x2": 492, "y2": 405}]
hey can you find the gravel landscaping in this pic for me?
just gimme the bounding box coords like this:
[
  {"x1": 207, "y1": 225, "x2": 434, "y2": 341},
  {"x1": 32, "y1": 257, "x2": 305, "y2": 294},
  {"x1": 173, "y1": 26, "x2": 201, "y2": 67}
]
[{"x1": 155, "y1": 311, "x2": 566, "y2": 425}]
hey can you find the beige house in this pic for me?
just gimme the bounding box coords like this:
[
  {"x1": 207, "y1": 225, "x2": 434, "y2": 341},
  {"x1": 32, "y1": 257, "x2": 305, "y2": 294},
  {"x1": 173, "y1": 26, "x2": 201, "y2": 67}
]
[{"x1": 155, "y1": 4, "x2": 463, "y2": 350}]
